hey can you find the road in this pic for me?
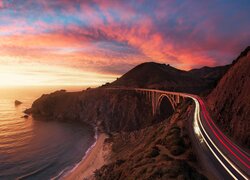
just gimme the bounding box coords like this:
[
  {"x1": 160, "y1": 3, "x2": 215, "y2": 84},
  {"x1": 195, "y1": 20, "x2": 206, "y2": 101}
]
[
  {"x1": 107, "y1": 88, "x2": 250, "y2": 179},
  {"x1": 188, "y1": 95, "x2": 249, "y2": 180}
]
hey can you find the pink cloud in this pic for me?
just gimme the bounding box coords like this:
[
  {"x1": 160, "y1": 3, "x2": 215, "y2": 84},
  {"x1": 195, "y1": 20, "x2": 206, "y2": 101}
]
[
  {"x1": 0, "y1": 0, "x2": 249, "y2": 76},
  {"x1": 0, "y1": 0, "x2": 3, "y2": 8}
]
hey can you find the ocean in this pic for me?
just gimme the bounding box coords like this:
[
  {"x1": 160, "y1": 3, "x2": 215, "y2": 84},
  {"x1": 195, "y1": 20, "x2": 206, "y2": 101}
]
[{"x1": 0, "y1": 86, "x2": 96, "y2": 179}]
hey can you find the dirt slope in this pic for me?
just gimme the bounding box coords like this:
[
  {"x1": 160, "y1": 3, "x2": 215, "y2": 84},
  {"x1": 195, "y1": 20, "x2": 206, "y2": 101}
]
[{"x1": 207, "y1": 47, "x2": 250, "y2": 148}]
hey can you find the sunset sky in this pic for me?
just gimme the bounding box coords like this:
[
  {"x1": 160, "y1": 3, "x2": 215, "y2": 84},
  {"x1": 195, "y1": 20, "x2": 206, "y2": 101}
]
[{"x1": 0, "y1": 0, "x2": 249, "y2": 86}]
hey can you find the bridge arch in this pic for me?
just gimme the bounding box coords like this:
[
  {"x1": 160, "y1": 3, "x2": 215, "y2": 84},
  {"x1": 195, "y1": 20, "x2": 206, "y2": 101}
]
[
  {"x1": 156, "y1": 94, "x2": 175, "y2": 110},
  {"x1": 154, "y1": 94, "x2": 175, "y2": 117}
]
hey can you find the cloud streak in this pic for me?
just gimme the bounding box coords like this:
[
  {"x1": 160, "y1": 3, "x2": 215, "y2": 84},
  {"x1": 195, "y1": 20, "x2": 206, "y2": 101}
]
[{"x1": 0, "y1": 0, "x2": 249, "y2": 86}]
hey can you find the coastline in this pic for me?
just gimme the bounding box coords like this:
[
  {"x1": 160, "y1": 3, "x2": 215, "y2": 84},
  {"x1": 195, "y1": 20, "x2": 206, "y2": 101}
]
[{"x1": 64, "y1": 133, "x2": 110, "y2": 180}]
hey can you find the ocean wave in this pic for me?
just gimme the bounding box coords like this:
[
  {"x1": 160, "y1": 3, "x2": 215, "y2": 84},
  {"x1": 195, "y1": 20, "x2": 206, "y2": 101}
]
[
  {"x1": 16, "y1": 162, "x2": 55, "y2": 180},
  {"x1": 51, "y1": 126, "x2": 98, "y2": 180}
]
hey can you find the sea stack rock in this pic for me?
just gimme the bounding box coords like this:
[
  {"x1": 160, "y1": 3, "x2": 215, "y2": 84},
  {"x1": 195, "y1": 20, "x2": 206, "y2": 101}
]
[
  {"x1": 22, "y1": 115, "x2": 29, "y2": 119},
  {"x1": 15, "y1": 100, "x2": 22, "y2": 106}
]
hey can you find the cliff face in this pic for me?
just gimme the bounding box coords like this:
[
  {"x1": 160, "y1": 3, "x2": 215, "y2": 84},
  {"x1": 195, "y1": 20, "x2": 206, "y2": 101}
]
[
  {"x1": 106, "y1": 62, "x2": 229, "y2": 94},
  {"x1": 207, "y1": 47, "x2": 250, "y2": 147},
  {"x1": 95, "y1": 102, "x2": 207, "y2": 179},
  {"x1": 26, "y1": 89, "x2": 159, "y2": 133}
]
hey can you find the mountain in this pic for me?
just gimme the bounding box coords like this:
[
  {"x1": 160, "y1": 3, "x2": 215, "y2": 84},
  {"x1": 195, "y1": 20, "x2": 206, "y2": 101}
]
[
  {"x1": 189, "y1": 65, "x2": 230, "y2": 80},
  {"x1": 110, "y1": 62, "x2": 190, "y2": 87},
  {"x1": 207, "y1": 46, "x2": 250, "y2": 148},
  {"x1": 106, "y1": 62, "x2": 229, "y2": 95},
  {"x1": 189, "y1": 65, "x2": 230, "y2": 89}
]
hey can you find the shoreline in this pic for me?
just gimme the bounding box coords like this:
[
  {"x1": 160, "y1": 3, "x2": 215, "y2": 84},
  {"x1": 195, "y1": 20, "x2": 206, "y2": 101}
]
[{"x1": 64, "y1": 133, "x2": 109, "y2": 180}]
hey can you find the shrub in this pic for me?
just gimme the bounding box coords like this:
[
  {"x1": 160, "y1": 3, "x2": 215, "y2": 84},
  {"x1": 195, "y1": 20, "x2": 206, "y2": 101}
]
[
  {"x1": 161, "y1": 154, "x2": 174, "y2": 161},
  {"x1": 148, "y1": 147, "x2": 160, "y2": 158},
  {"x1": 116, "y1": 159, "x2": 125, "y2": 166},
  {"x1": 168, "y1": 126, "x2": 181, "y2": 135},
  {"x1": 188, "y1": 152, "x2": 197, "y2": 162},
  {"x1": 170, "y1": 145, "x2": 185, "y2": 156},
  {"x1": 170, "y1": 137, "x2": 185, "y2": 147}
]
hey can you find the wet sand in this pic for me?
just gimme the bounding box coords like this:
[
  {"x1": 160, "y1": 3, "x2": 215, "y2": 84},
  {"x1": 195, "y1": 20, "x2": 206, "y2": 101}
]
[{"x1": 64, "y1": 133, "x2": 109, "y2": 180}]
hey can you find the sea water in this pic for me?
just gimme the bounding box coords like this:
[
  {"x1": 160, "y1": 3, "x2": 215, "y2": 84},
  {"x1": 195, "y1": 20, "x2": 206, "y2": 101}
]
[{"x1": 0, "y1": 87, "x2": 95, "y2": 179}]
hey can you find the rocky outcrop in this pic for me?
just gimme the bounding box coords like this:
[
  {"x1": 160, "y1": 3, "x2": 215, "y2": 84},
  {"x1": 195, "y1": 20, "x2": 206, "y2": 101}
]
[
  {"x1": 15, "y1": 100, "x2": 22, "y2": 106},
  {"x1": 207, "y1": 46, "x2": 250, "y2": 148},
  {"x1": 21, "y1": 115, "x2": 29, "y2": 119},
  {"x1": 26, "y1": 89, "x2": 158, "y2": 133},
  {"x1": 95, "y1": 102, "x2": 208, "y2": 179}
]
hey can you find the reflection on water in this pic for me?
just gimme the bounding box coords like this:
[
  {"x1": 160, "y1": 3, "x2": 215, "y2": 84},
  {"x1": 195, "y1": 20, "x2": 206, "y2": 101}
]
[{"x1": 0, "y1": 86, "x2": 95, "y2": 179}]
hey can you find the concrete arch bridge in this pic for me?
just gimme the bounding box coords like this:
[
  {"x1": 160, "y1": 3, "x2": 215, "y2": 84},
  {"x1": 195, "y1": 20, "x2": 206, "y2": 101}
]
[
  {"x1": 106, "y1": 88, "x2": 187, "y2": 116},
  {"x1": 105, "y1": 87, "x2": 250, "y2": 180}
]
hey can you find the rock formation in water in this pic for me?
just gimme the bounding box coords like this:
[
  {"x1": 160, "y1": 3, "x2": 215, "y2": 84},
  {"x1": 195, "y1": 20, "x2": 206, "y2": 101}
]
[
  {"x1": 207, "y1": 46, "x2": 250, "y2": 148},
  {"x1": 15, "y1": 100, "x2": 22, "y2": 106},
  {"x1": 21, "y1": 115, "x2": 29, "y2": 119}
]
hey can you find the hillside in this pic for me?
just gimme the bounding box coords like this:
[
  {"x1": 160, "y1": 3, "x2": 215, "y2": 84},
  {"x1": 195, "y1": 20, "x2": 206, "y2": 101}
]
[
  {"x1": 95, "y1": 102, "x2": 207, "y2": 179},
  {"x1": 207, "y1": 46, "x2": 250, "y2": 148},
  {"x1": 189, "y1": 65, "x2": 230, "y2": 91},
  {"x1": 110, "y1": 62, "x2": 193, "y2": 87},
  {"x1": 106, "y1": 62, "x2": 229, "y2": 95}
]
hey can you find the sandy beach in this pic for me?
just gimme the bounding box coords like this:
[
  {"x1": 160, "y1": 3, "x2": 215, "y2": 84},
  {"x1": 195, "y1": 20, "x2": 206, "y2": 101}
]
[{"x1": 64, "y1": 133, "x2": 109, "y2": 180}]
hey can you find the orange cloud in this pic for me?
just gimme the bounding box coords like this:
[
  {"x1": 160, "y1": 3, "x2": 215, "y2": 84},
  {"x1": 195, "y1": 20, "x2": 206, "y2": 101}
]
[
  {"x1": 0, "y1": 33, "x2": 89, "y2": 48},
  {"x1": 0, "y1": 0, "x2": 249, "y2": 86}
]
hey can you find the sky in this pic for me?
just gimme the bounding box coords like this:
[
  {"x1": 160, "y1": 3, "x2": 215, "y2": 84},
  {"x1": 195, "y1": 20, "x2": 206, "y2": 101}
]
[{"x1": 0, "y1": 0, "x2": 249, "y2": 86}]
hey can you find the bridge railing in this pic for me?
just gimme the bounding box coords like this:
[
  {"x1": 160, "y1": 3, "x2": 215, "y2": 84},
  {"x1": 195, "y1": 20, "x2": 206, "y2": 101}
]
[{"x1": 105, "y1": 87, "x2": 191, "y2": 97}]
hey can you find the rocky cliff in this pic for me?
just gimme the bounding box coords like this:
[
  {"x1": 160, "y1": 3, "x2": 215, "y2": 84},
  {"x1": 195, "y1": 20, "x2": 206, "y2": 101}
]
[
  {"x1": 207, "y1": 46, "x2": 250, "y2": 148},
  {"x1": 26, "y1": 89, "x2": 159, "y2": 133},
  {"x1": 95, "y1": 101, "x2": 207, "y2": 179}
]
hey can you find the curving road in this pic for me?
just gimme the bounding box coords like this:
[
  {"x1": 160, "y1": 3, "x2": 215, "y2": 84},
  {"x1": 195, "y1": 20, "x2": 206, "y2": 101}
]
[
  {"x1": 188, "y1": 95, "x2": 249, "y2": 180},
  {"x1": 107, "y1": 88, "x2": 250, "y2": 179}
]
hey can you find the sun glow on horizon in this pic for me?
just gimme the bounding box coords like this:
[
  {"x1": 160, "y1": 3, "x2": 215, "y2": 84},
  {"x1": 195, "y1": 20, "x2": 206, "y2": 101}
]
[
  {"x1": 0, "y1": 58, "x2": 118, "y2": 87},
  {"x1": 0, "y1": 0, "x2": 249, "y2": 87}
]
